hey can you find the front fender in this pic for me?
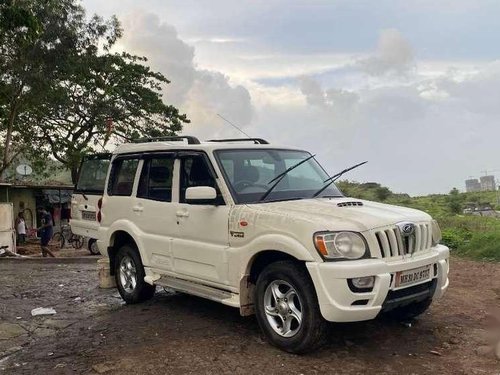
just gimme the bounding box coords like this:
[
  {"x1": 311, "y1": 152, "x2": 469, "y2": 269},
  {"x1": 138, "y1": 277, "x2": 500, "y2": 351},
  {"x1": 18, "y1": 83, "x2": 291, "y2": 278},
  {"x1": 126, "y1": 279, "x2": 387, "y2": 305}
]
[
  {"x1": 241, "y1": 233, "x2": 317, "y2": 272},
  {"x1": 232, "y1": 233, "x2": 319, "y2": 316},
  {"x1": 226, "y1": 233, "x2": 319, "y2": 287}
]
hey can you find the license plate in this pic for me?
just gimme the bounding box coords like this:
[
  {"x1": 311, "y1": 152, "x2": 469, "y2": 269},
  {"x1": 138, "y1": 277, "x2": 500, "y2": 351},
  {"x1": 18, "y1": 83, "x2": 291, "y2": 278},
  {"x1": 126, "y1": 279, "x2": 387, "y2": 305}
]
[
  {"x1": 81, "y1": 211, "x2": 96, "y2": 221},
  {"x1": 395, "y1": 265, "x2": 432, "y2": 288}
]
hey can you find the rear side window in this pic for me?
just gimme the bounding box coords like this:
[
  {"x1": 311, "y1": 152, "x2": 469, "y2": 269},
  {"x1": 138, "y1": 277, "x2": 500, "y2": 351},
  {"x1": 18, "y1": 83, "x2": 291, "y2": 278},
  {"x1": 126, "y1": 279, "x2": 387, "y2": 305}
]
[
  {"x1": 137, "y1": 156, "x2": 174, "y2": 202},
  {"x1": 108, "y1": 158, "x2": 139, "y2": 196}
]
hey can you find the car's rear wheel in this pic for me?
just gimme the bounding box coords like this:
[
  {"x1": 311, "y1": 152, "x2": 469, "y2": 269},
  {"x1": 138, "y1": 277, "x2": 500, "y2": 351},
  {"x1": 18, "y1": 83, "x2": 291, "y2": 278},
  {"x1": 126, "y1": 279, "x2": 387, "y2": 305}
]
[
  {"x1": 114, "y1": 244, "x2": 155, "y2": 304},
  {"x1": 255, "y1": 260, "x2": 328, "y2": 354}
]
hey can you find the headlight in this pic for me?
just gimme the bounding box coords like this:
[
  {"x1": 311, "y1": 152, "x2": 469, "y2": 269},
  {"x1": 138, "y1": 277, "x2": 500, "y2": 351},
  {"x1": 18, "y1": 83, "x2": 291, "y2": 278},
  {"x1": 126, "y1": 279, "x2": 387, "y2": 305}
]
[
  {"x1": 431, "y1": 220, "x2": 442, "y2": 246},
  {"x1": 314, "y1": 231, "x2": 368, "y2": 260}
]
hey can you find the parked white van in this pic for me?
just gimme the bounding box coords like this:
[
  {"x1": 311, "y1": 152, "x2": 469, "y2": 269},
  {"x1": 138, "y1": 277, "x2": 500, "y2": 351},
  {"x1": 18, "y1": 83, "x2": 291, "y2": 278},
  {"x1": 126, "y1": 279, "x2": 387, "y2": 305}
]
[
  {"x1": 71, "y1": 153, "x2": 111, "y2": 254},
  {"x1": 79, "y1": 136, "x2": 449, "y2": 353}
]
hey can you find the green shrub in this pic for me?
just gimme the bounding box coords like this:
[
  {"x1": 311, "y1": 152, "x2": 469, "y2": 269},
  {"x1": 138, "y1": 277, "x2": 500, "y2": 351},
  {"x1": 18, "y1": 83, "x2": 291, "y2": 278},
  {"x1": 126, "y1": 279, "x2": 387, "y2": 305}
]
[
  {"x1": 456, "y1": 232, "x2": 500, "y2": 261},
  {"x1": 441, "y1": 228, "x2": 471, "y2": 250}
]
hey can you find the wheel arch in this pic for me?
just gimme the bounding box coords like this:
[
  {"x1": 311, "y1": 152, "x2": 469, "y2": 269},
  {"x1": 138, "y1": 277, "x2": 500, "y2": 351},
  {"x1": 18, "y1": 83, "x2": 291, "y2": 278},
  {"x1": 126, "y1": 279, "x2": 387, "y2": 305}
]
[
  {"x1": 239, "y1": 249, "x2": 308, "y2": 316},
  {"x1": 107, "y1": 230, "x2": 139, "y2": 275}
]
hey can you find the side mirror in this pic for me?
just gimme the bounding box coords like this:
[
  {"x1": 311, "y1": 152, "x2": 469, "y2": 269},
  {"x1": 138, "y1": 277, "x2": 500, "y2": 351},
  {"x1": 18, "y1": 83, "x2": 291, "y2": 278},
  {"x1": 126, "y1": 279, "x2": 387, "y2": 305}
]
[{"x1": 185, "y1": 186, "x2": 217, "y2": 205}]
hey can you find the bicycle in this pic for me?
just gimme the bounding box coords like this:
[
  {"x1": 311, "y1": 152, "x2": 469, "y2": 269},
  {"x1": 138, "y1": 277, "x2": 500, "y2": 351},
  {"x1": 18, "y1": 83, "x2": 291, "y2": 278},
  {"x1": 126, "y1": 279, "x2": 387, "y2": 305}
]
[{"x1": 52, "y1": 224, "x2": 84, "y2": 249}]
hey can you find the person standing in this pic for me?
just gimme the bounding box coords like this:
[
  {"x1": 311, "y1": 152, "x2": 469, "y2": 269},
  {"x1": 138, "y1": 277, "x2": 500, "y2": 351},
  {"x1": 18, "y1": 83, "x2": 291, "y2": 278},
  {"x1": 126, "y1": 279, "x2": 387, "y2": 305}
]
[
  {"x1": 15, "y1": 212, "x2": 26, "y2": 245},
  {"x1": 37, "y1": 207, "x2": 56, "y2": 258}
]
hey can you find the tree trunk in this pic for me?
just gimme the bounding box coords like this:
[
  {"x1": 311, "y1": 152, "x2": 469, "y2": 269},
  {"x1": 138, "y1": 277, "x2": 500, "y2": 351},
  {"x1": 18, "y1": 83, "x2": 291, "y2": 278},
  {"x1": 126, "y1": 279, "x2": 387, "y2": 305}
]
[
  {"x1": 71, "y1": 166, "x2": 79, "y2": 185},
  {"x1": 2, "y1": 104, "x2": 17, "y2": 174},
  {"x1": 1, "y1": 86, "x2": 23, "y2": 176}
]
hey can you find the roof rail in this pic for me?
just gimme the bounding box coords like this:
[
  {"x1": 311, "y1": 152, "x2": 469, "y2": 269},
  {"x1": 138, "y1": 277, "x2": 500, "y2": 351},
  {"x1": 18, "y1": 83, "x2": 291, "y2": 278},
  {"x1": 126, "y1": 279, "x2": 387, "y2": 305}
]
[
  {"x1": 132, "y1": 136, "x2": 201, "y2": 144},
  {"x1": 207, "y1": 138, "x2": 269, "y2": 145}
]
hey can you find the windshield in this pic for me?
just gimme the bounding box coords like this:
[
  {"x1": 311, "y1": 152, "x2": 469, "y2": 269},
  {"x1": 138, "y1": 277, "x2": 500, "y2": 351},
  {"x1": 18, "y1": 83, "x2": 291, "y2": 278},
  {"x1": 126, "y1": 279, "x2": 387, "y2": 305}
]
[
  {"x1": 215, "y1": 149, "x2": 343, "y2": 204},
  {"x1": 76, "y1": 154, "x2": 111, "y2": 194}
]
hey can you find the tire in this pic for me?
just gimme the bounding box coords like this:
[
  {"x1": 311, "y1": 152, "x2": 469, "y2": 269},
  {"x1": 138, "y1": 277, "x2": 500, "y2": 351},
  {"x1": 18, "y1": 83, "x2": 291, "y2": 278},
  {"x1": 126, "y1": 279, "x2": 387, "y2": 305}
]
[
  {"x1": 88, "y1": 239, "x2": 100, "y2": 255},
  {"x1": 386, "y1": 298, "x2": 432, "y2": 321},
  {"x1": 254, "y1": 260, "x2": 328, "y2": 354},
  {"x1": 52, "y1": 232, "x2": 65, "y2": 249},
  {"x1": 70, "y1": 235, "x2": 84, "y2": 249},
  {"x1": 114, "y1": 244, "x2": 155, "y2": 304}
]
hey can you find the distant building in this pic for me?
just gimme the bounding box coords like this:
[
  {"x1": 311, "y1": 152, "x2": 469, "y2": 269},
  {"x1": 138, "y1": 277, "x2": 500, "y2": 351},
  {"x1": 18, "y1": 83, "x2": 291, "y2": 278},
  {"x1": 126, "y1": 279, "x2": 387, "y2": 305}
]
[
  {"x1": 465, "y1": 178, "x2": 481, "y2": 192},
  {"x1": 480, "y1": 175, "x2": 496, "y2": 191}
]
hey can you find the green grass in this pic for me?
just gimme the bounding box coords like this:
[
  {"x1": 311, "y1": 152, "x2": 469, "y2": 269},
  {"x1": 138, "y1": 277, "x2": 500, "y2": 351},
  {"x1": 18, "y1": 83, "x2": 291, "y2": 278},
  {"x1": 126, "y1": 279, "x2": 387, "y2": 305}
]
[{"x1": 338, "y1": 180, "x2": 500, "y2": 262}]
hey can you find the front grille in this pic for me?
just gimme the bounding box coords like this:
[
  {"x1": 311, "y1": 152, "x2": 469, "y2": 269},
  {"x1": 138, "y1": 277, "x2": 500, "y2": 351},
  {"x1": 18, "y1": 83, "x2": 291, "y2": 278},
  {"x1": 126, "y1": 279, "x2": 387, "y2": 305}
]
[{"x1": 373, "y1": 222, "x2": 432, "y2": 258}]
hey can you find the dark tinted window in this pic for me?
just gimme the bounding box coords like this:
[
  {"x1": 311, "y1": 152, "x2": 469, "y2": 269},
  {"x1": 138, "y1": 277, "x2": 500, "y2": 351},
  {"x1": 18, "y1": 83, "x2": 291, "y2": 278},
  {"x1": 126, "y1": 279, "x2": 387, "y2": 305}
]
[
  {"x1": 137, "y1": 156, "x2": 174, "y2": 202},
  {"x1": 108, "y1": 158, "x2": 139, "y2": 196}
]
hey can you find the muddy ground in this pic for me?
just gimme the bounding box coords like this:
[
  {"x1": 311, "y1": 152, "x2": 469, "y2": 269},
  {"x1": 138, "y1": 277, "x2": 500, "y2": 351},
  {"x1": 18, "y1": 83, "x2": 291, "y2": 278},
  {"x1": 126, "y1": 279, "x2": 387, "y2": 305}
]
[
  {"x1": 0, "y1": 257, "x2": 499, "y2": 375},
  {"x1": 15, "y1": 238, "x2": 93, "y2": 258}
]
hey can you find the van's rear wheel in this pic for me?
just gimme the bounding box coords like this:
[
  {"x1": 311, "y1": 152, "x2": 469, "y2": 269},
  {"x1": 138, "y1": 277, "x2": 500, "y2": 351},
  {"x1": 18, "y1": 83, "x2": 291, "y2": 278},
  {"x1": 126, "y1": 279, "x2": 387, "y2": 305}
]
[
  {"x1": 255, "y1": 261, "x2": 328, "y2": 354},
  {"x1": 88, "y1": 239, "x2": 99, "y2": 255},
  {"x1": 115, "y1": 244, "x2": 155, "y2": 304}
]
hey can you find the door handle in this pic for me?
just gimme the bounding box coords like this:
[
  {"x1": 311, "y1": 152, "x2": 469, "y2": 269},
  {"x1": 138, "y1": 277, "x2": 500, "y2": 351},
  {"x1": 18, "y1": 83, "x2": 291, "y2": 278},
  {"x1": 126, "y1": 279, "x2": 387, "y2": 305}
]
[
  {"x1": 132, "y1": 206, "x2": 144, "y2": 213},
  {"x1": 176, "y1": 210, "x2": 189, "y2": 218}
]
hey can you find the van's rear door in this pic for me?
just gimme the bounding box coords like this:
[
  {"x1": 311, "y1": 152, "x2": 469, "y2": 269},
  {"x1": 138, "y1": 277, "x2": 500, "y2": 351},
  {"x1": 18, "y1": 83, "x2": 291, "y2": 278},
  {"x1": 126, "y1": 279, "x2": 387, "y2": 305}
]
[{"x1": 70, "y1": 153, "x2": 111, "y2": 239}]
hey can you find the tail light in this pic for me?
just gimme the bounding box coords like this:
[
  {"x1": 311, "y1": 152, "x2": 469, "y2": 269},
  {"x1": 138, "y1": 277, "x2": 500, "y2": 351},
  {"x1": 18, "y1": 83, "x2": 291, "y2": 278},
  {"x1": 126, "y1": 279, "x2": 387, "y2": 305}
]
[{"x1": 97, "y1": 197, "x2": 103, "y2": 223}]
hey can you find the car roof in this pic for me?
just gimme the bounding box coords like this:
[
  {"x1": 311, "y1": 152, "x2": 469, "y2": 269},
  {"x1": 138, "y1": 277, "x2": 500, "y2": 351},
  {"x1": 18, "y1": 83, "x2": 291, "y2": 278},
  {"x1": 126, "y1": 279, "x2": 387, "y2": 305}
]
[{"x1": 113, "y1": 141, "x2": 304, "y2": 155}]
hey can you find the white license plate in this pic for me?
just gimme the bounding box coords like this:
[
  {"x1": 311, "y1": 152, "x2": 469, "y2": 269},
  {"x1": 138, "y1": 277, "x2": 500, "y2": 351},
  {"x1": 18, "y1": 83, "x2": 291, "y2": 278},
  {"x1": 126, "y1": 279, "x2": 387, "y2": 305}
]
[
  {"x1": 81, "y1": 211, "x2": 96, "y2": 221},
  {"x1": 395, "y1": 265, "x2": 432, "y2": 288}
]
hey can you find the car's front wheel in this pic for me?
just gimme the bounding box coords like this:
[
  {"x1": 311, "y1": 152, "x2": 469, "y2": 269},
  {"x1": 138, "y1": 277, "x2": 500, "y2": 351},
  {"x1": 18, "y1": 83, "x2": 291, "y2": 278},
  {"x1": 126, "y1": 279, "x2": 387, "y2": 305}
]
[
  {"x1": 255, "y1": 260, "x2": 328, "y2": 354},
  {"x1": 114, "y1": 244, "x2": 155, "y2": 304}
]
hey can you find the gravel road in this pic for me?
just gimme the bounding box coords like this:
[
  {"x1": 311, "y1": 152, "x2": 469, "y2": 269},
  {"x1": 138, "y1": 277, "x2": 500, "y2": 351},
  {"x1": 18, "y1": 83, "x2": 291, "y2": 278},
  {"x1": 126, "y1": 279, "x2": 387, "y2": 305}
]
[{"x1": 0, "y1": 257, "x2": 499, "y2": 374}]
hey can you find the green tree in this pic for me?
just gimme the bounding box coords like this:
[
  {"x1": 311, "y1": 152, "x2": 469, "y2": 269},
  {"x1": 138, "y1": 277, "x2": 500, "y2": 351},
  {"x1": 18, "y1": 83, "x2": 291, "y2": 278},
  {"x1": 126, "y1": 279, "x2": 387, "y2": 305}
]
[
  {"x1": 1, "y1": 0, "x2": 189, "y2": 182},
  {"x1": 446, "y1": 187, "x2": 463, "y2": 214}
]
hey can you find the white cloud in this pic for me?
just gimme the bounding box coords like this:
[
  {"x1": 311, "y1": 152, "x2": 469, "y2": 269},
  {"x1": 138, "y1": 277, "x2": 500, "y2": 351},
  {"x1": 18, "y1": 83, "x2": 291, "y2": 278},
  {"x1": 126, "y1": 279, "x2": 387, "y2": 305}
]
[
  {"x1": 81, "y1": 0, "x2": 500, "y2": 195},
  {"x1": 358, "y1": 29, "x2": 415, "y2": 76},
  {"x1": 120, "y1": 12, "x2": 254, "y2": 138}
]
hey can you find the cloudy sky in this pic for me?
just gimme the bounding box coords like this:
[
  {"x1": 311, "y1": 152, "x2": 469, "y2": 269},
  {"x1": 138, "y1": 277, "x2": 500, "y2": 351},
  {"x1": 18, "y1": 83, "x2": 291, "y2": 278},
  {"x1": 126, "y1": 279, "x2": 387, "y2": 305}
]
[{"x1": 83, "y1": 0, "x2": 500, "y2": 196}]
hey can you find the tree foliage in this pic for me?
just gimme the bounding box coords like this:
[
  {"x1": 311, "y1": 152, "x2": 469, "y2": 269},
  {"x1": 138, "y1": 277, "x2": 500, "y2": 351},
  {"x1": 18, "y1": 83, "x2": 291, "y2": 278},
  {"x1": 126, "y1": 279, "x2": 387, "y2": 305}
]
[
  {"x1": 446, "y1": 187, "x2": 463, "y2": 214},
  {"x1": 0, "y1": 0, "x2": 189, "y2": 182}
]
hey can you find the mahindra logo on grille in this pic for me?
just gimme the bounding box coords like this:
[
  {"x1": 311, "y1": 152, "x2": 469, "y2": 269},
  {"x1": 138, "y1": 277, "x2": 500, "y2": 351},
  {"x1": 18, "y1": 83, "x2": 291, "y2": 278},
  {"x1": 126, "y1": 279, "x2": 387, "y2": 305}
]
[
  {"x1": 400, "y1": 223, "x2": 415, "y2": 235},
  {"x1": 397, "y1": 222, "x2": 416, "y2": 256}
]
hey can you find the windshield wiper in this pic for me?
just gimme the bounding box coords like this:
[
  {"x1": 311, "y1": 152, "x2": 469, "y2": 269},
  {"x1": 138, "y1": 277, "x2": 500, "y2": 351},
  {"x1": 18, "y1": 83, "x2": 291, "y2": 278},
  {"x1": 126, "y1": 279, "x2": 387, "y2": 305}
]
[
  {"x1": 312, "y1": 161, "x2": 368, "y2": 198},
  {"x1": 258, "y1": 154, "x2": 316, "y2": 202}
]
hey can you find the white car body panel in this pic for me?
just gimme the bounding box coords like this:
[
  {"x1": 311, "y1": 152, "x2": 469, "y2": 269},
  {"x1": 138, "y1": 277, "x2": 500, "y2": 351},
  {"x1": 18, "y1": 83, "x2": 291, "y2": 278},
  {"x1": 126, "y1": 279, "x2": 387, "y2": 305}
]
[{"x1": 92, "y1": 140, "x2": 449, "y2": 322}]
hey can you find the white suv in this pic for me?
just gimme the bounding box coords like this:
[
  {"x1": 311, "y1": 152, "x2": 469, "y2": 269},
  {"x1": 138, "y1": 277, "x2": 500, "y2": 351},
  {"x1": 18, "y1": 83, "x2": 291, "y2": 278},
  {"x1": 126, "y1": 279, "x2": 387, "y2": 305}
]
[{"x1": 91, "y1": 136, "x2": 449, "y2": 353}]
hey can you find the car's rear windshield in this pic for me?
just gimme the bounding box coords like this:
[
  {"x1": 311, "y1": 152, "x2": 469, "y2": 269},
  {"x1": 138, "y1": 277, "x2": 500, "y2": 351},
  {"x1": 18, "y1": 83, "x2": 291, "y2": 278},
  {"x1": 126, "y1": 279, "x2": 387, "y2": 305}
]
[
  {"x1": 215, "y1": 149, "x2": 343, "y2": 204},
  {"x1": 75, "y1": 154, "x2": 111, "y2": 194}
]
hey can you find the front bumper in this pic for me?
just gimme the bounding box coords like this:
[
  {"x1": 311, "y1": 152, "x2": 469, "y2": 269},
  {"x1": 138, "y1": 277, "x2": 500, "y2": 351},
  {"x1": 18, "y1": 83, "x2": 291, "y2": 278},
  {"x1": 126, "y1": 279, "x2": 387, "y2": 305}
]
[{"x1": 306, "y1": 244, "x2": 450, "y2": 322}]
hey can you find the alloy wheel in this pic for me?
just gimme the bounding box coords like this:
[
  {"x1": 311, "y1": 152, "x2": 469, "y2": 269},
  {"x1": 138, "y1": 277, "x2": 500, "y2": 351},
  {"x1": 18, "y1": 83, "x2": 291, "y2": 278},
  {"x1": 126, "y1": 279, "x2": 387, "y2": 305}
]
[{"x1": 263, "y1": 280, "x2": 303, "y2": 338}]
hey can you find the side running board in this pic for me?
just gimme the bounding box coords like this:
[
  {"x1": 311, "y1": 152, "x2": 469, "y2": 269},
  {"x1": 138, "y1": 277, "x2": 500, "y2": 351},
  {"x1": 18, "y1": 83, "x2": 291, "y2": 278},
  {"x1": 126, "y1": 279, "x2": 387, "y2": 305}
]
[{"x1": 154, "y1": 276, "x2": 240, "y2": 308}]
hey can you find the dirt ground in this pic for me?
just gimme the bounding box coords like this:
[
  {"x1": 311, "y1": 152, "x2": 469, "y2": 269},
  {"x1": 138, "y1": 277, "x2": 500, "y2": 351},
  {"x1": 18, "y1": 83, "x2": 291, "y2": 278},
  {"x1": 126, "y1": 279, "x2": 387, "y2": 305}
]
[
  {"x1": 15, "y1": 239, "x2": 93, "y2": 258},
  {"x1": 0, "y1": 257, "x2": 499, "y2": 375}
]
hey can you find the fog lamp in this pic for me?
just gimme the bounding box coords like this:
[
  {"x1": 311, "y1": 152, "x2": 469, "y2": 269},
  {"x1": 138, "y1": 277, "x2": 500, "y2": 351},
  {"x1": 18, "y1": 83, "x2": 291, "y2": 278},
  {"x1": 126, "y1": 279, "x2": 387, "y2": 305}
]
[{"x1": 351, "y1": 276, "x2": 375, "y2": 291}]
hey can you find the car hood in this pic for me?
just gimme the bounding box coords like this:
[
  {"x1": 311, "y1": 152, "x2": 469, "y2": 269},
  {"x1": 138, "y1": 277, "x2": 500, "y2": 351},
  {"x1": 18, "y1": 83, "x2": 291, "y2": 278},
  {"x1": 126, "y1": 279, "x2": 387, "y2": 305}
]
[{"x1": 248, "y1": 197, "x2": 431, "y2": 232}]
